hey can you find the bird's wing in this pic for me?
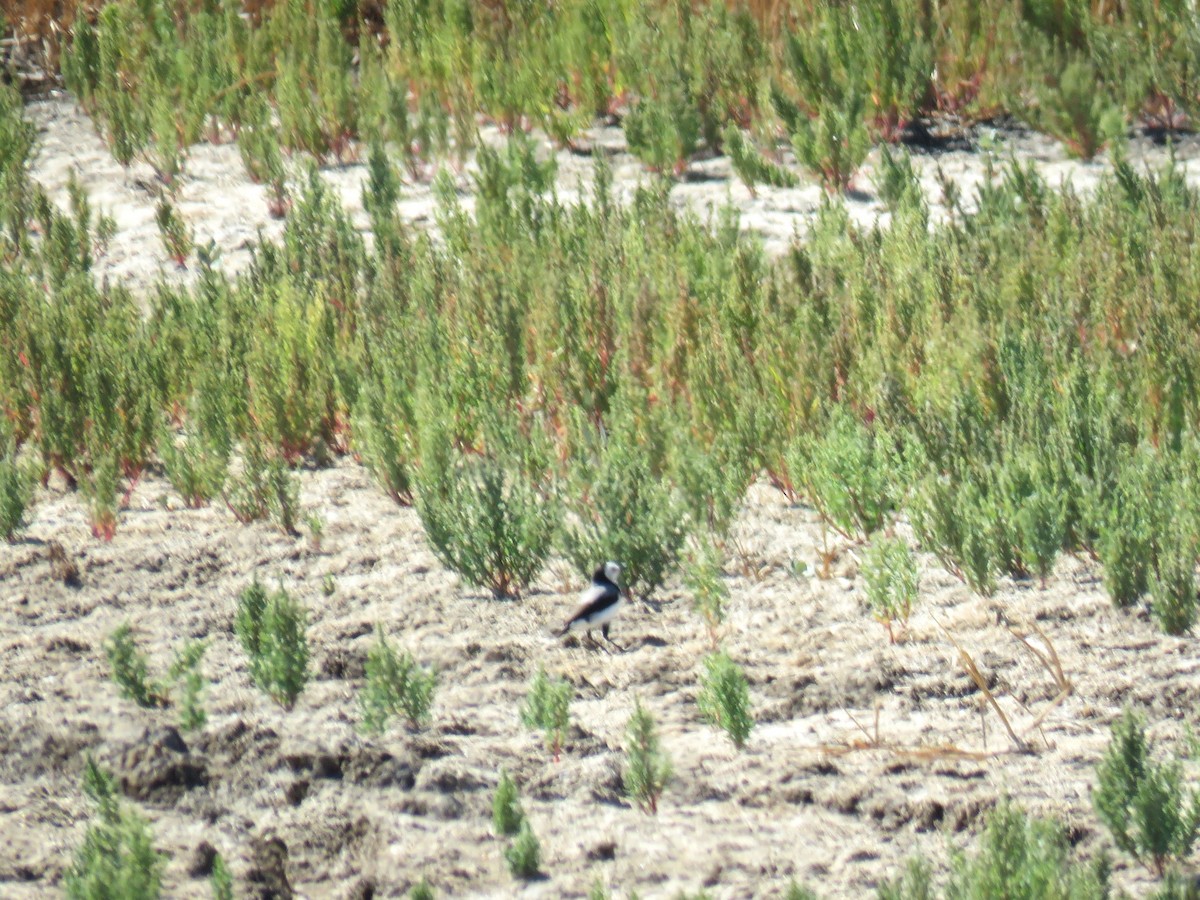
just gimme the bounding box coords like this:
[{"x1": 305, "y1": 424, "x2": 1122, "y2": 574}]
[{"x1": 561, "y1": 583, "x2": 614, "y2": 629}]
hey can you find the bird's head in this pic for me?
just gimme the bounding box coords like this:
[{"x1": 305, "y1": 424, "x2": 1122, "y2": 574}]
[{"x1": 603, "y1": 561, "x2": 622, "y2": 584}]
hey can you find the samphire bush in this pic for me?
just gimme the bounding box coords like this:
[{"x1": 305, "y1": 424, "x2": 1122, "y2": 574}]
[
  {"x1": 234, "y1": 579, "x2": 309, "y2": 710},
  {"x1": 1094, "y1": 708, "x2": 1200, "y2": 877},
  {"x1": 359, "y1": 625, "x2": 436, "y2": 732},
  {"x1": 696, "y1": 650, "x2": 754, "y2": 749},
  {"x1": 65, "y1": 758, "x2": 165, "y2": 900}
]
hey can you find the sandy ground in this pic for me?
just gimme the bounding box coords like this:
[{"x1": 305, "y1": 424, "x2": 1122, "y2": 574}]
[{"x1": 3, "y1": 96, "x2": 1200, "y2": 898}]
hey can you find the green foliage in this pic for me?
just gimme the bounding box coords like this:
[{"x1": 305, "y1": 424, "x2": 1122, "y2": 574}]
[
  {"x1": 623, "y1": 698, "x2": 671, "y2": 814},
  {"x1": 684, "y1": 540, "x2": 728, "y2": 648},
  {"x1": 1094, "y1": 709, "x2": 1200, "y2": 876},
  {"x1": 0, "y1": 79, "x2": 36, "y2": 248},
  {"x1": 209, "y1": 852, "x2": 233, "y2": 900},
  {"x1": 359, "y1": 626, "x2": 437, "y2": 732},
  {"x1": 785, "y1": 883, "x2": 820, "y2": 900},
  {"x1": 946, "y1": 800, "x2": 1112, "y2": 899},
  {"x1": 877, "y1": 858, "x2": 935, "y2": 900},
  {"x1": 224, "y1": 447, "x2": 301, "y2": 536},
  {"x1": 168, "y1": 640, "x2": 208, "y2": 732},
  {"x1": 409, "y1": 878, "x2": 435, "y2": 900},
  {"x1": 911, "y1": 473, "x2": 1001, "y2": 597},
  {"x1": 153, "y1": 197, "x2": 191, "y2": 268},
  {"x1": 103, "y1": 623, "x2": 207, "y2": 728},
  {"x1": 1151, "y1": 505, "x2": 1198, "y2": 635},
  {"x1": 1094, "y1": 455, "x2": 1158, "y2": 608},
  {"x1": 1022, "y1": 52, "x2": 1126, "y2": 161},
  {"x1": 520, "y1": 666, "x2": 572, "y2": 760},
  {"x1": 0, "y1": 428, "x2": 33, "y2": 541},
  {"x1": 65, "y1": 758, "x2": 165, "y2": 900},
  {"x1": 774, "y1": 0, "x2": 930, "y2": 189},
  {"x1": 415, "y1": 449, "x2": 556, "y2": 600},
  {"x1": 862, "y1": 535, "x2": 919, "y2": 642},
  {"x1": 492, "y1": 769, "x2": 524, "y2": 837},
  {"x1": 789, "y1": 409, "x2": 900, "y2": 539},
  {"x1": 563, "y1": 429, "x2": 690, "y2": 601},
  {"x1": 158, "y1": 422, "x2": 229, "y2": 509},
  {"x1": 234, "y1": 579, "x2": 309, "y2": 710},
  {"x1": 697, "y1": 650, "x2": 754, "y2": 749},
  {"x1": 723, "y1": 123, "x2": 798, "y2": 196},
  {"x1": 104, "y1": 622, "x2": 168, "y2": 709},
  {"x1": 504, "y1": 820, "x2": 541, "y2": 880}
]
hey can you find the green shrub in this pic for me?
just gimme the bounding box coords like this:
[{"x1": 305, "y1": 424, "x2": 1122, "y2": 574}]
[
  {"x1": 787, "y1": 89, "x2": 872, "y2": 193},
  {"x1": 155, "y1": 199, "x2": 193, "y2": 268},
  {"x1": 65, "y1": 758, "x2": 165, "y2": 900},
  {"x1": 0, "y1": 432, "x2": 32, "y2": 541},
  {"x1": 623, "y1": 698, "x2": 671, "y2": 814},
  {"x1": 492, "y1": 770, "x2": 524, "y2": 837},
  {"x1": 1024, "y1": 52, "x2": 1126, "y2": 161},
  {"x1": 774, "y1": 0, "x2": 929, "y2": 190},
  {"x1": 104, "y1": 622, "x2": 168, "y2": 709},
  {"x1": 168, "y1": 640, "x2": 208, "y2": 732},
  {"x1": 1094, "y1": 708, "x2": 1200, "y2": 876},
  {"x1": 911, "y1": 473, "x2": 1001, "y2": 597},
  {"x1": 1151, "y1": 510, "x2": 1198, "y2": 635},
  {"x1": 562, "y1": 433, "x2": 690, "y2": 601},
  {"x1": 209, "y1": 852, "x2": 233, "y2": 900},
  {"x1": 504, "y1": 819, "x2": 541, "y2": 880},
  {"x1": 723, "y1": 123, "x2": 797, "y2": 196},
  {"x1": 785, "y1": 883, "x2": 820, "y2": 900},
  {"x1": 876, "y1": 858, "x2": 934, "y2": 900},
  {"x1": 697, "y1": 651, "x2": 754, "y2": 750},
  {"x1": 947, "y1": 800, "x2": 1112, "y2": 898},
  {"x1": 416, "y1": 452, "x2": 556, "y2": 600},
  {"x1": 862, "y1": 535, "x2": 919, "y2": 642},
  {"x1": 158, "y1": 422, "x2": 228, "y2": 509},
  {"x1": 684, "y1": 540, "x2": 728, "y2": 648},
  {"x1": 520, "y1": 666, "x2": 572, "y2": 761},
  {"x1": 234, "y1": 579, "x2": 309, "y2": 710},
  {"x1": 224, "y1": 447, "x2": 301, "y2": 535},
  {"x1": 1094, "y1": 456, "x2": 1158, "y2": 608},
  {"x1": 359, "y1": 626, "x2": 436, "y2": 732},
  {"x1": 788, "y1": 409, "x2": 900, "y2": 539}
]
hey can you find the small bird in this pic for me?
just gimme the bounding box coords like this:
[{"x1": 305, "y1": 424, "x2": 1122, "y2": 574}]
[{"x1": 557, "y1": 561, "x2": 624, "y2": 649}]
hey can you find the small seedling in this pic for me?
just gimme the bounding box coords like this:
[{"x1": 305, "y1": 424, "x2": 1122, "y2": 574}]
[
  {"x1": 209, "y1": 852, "x2": 233, "y2": 900},
  {"x1": 520, "y1": 666, "x2": 572, "y2": 761},
  {"x1": 684, "y1": 540, "x2": 729, "y2": 649},
  {"x1": 306, "y1": 512, "x2": 325, "y2": 552},
  {"x1": 1094, "y1": 708, "x2": 1200, "y2": 876},
  {"x1": 0, "y1": 440, "x2": 32, "y2": 541},
  {"x1": 623, "y1": 698, "x2": 672, "y2": 814},
  {"x1": 359, "y1": 625, "x2": 436, "y2": 732},
  {"x1": 155, "y1": 198, "x2": 193, "y2": 268},
  {"x1": 697, "y1": 651, "x2": 754, "y2": 749},
  {"x1": 504, "y1": 820, "x2": 541, "y2": 879},
  {"x1": 105, "y1": 622, "x2": 168, "y2": 709},
  {"x1": 65, "y1": 757, "x2": 165, "y2": 900},
  {"x1": 234, "y1": 579, "x2": 309, "y2": 710},
  {"x1": 492, "y1": 769, "x2": 524, "y2": 837},
  {"x1": 862, "y1": 534, "x2": 919, "y2": 643},
  {"x1": 168, "y1": 640, "x2": 207, "y2": 732}
]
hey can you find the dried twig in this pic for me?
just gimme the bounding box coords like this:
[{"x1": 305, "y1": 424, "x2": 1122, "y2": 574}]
[{"x1": 934, "y1": 614, "x2": 1030, "y2": 753}]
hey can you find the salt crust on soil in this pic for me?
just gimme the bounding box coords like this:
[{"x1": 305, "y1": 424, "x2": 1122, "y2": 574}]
[{"x1": 3, "y1": 95, "x2": 1200, "y2": 898}]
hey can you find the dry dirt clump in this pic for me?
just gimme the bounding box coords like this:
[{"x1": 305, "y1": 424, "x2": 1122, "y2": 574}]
[{"x1": 3, "y1": 99, "x2": 1200, "y2": 898}]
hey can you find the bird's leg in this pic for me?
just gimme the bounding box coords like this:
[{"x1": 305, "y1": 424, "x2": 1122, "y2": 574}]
[{"x1": 602, "y1": 623, "x2": 625, "y2": 652}]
